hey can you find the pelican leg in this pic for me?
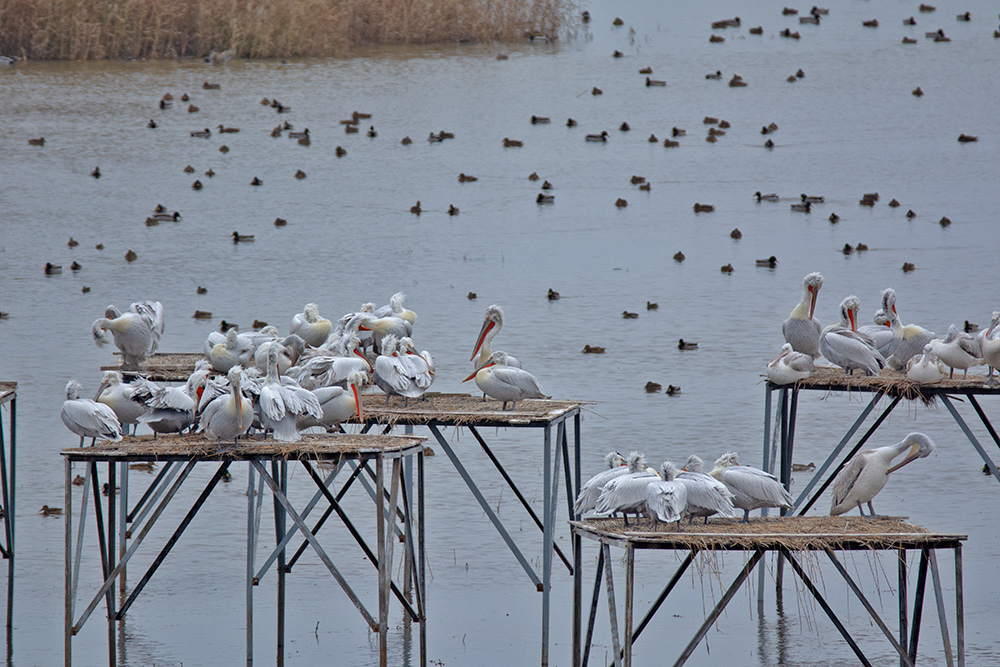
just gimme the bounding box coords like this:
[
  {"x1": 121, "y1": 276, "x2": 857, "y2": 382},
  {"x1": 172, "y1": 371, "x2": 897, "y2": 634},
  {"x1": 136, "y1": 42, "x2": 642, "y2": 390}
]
[
  {"x1": 79, "y1": 436, "x2": 85, "y2": 448},
  {"x1": 856, "y1": 503, "x2": 866, "y2": 516},
  {"x1": 949, "y1": 368, "x2": 955, "y2": 379},
  {"x1": 867, "y1": 501, "x2": 878, "y2": 517},
  {"x1": 742, "y1": 510, "x2": 751, "y2": 523},
  {"x1": 652, "y1": 515, "x2": 659, "y2": 532}
]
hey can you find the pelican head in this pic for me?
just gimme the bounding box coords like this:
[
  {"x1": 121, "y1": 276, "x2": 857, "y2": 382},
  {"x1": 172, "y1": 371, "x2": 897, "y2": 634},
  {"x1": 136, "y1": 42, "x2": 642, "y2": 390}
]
[
  {"x1": 260, "y1": 325, "x2": 280, "y2": 338},
  {"x1": 839, "y1": 296, "x2": 861, "y2": 331},
  {"x1": 471, "y1": 305, "x2": 505, "y2": 360},
  {"x1": 490, "y1": 350, "x2": 512, "y2": 367},
  {"x1": 380, "y1": 334, "x2": 399, "y2": 356},
  {"x1": 769, "y1": 343, "x2": 794, "y2": 367},
  {"x1": 887, "y1": 433, "x2": 935, "y2": 473},
  {"x1": 682, "y1": 455, "x2": 704, "y2": 472},
  {"x1": 303, "y1": 303, "x2": 320, "y2": 323},
  {"x1": 347, "y1": 370, "x2": 367, "y2": 420},
  {"x1": 803, "y1": 273, "x2": 824, "y2": 319},
  {"x1": 714, "y1": 452, "x2": 740, "y2": 469},
  {"x1": 660, "y1": 461, "x2": 681, "y2": 481},
  {"x1": 873, "y1": 310, "x2": 891, "y2": 327},
  {"x1": 226, "y1": 328, "x2": 240, "y2": 348},
  {"x1": 626, "y1": 451, "x2": 647, "y2": 473},
  {"x1": 605, "y1": 451, "x2": 626, "y2": 468},
  {"x1": 66, "y1": 380, "x2": 85, "y2": 400},
  {"x1": 881, "y1": 288, "x2": 897, "y2": 316},
  {"x1": 228, "y1": 366, "x2": 245, "y2": 429}
]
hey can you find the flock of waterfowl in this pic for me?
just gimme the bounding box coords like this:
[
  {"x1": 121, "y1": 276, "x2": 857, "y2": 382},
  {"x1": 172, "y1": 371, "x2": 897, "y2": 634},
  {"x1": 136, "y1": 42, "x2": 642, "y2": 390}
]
[{"x1": 62, "y1": 298, "x2": 552, "y2": 448}]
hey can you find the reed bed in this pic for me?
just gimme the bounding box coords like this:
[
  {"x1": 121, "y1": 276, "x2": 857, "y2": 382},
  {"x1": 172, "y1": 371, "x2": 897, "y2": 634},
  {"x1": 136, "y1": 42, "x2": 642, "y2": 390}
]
[{"x1": 0, "y1": 0, "x2": 575, "y2": 60}]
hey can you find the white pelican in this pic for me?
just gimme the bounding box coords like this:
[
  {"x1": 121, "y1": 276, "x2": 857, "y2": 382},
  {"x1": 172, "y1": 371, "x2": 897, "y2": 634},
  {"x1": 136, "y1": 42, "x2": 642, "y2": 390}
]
[
  {"x1": 471, "y1": 305, "x2": 523, "y2": 370},
  {"x1": 782, "y1": 273, "x2": 824, "y2": 358},
  {"x1": 132, "y1": 370, "x2": 206, "y2": 435},
  {"x1": 594, "y1": 452, "x2": 659, "y2": 525},
  {"x1": 95, "y1": 371, "x2": 148, "y2": 435},
  {"x1": 374, "y1": 292, "x2": 418, "y2": 326},
  {"x1": 574, "y1": 451, "x2": 627, "y2": 515},
  {"x1": 358, "y1": 314, "x2": 412, "y2": 354},
  {"x1": 254, "y1": 334, "x2": 305, "y2": 374},
  {"x1": 204, "y1": 328, "x2": 255, "y2": 372},
  {"x1": 258, "y1": 347, "x2": 322, "y2": 441},
  {"x1": 201, "y1": 366, "x2": 254, "y2": 447},
  {"x1": 461, "y1": 351, "x2": 549, "y2": 410},
  {"x1": 819, "y1": 296, "x2": 886, "y2": 375},
  {"x1": 290, "y1": 303, "x2": 333, "y2": 347},
  {"x1": 373, "y1": 335, "x2": 428, "y2": 405},
  {"x1": 881, "y1": 288, "x2": 935, "y2": 369},
  {"x1": 905, "y1": 344, "x2": 948, "y2": 384},
  {"x1": 297, "y1": 370, "x2": 366, "y2": 431},
  {"x1": 709, "y1": 452, "x2": 792, "y2": 522},
  {"x1": 858, "y1": 307, "x2": 897, "y2": 357},
  {"x1": 286, "y1": 334, "x2": 372, "y2": 390},
  {"x1": 766, "y1": 343, "x2": 815, "y2": 385},
  {"x1": 677, "y1": 456, "x2": 737, "y2": 523},
  {"x1": 981, "y1": 312, "x2": 1000, "y2": 383},
  {"x1": 398, "y1": 336, "x2": 434, "y2": 385},
  {"x1": 62, "y1": 380, "x2": 121, "y2": 445},
  {"x1": 929, "y1": 324, "x2": 982, "y2": 378},
  {"x1": 645, "y1": 461, "x2": 688, "y2": 529},
  {"x1": 92, "y1": 301, "x2": 164, "y2": 368},
  {"x1": 830, "y1": 433, "x2": 935, "y2": 516}
]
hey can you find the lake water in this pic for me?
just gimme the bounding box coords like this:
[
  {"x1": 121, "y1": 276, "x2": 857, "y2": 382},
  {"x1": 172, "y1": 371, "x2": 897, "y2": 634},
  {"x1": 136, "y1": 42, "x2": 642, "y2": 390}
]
[{"x1": 1, "y1": 0, "x2": 999, "y2": 664}]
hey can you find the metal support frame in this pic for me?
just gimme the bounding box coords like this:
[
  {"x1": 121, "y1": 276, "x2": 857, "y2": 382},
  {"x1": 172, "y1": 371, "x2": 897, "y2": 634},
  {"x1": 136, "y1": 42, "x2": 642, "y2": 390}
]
[
  {"x1": 63, "y1": 440, "x2": 426, "y2": 667},
  {"x1": 0, "y1": 387, "x2": 16, "y2": 630}
]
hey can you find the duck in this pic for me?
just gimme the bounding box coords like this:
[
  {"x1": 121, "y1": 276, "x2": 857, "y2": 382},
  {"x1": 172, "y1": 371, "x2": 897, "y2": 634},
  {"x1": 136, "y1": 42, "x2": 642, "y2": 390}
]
[
  {"x1": 530, "y1": 115, "x2": 550, "y2": 124},
  {"x1": 68, "y1": 237, "x2": 80, "y2": 247},
  {"x1": 147, "y1": 119, "x2": 157, "y2": 128},
  {"x1": 335, "y1": 146, "x2": 347, "y2": 157},
  {"x1": 729, "y1": 74, "x2": 747, "y2": 87},
  {"x1": 756, "y1": 255, "x2": 779, "y2": 268},
  {"x1": 45, "y1": 262, "x2": 62, "y2": 274},
  {"x1": 958, "y1": 134, "x2": 978, "y2": 143},
  {"x1": 592, "y1": 87, "x2": 603, "y2": 95},
  {"x1": 692, "y1": 203, "x2": 715, "y2": 213},
  {"x1": 410, "y1": 201, "x2": 422, "y2": 215},
  {"x1": 250, "y1": 177, "x2": 262, "y2": 186},
  {"x1": 764, "y1": 139, "x2": 775, "y2": 149},
  {"x1": 190, "y1": 128, "x2": 211, "y2": 138},
  {"x1": 665, "y1": 385, "x2": 682, "y2": 395},
  {"x1": 644, "y1": 381, "x2": 662, "y2": 393},
  {"x1": 672, "y1": 127, "x2": 686, "y2": 137},
  {"x1": 528, "y1": 172, "x2": 540, "y2": 181},
  {"x1": 862, "y1": 19, "x2": 879, "y2": 28},
  {"x1": 367, "y1": 125, "x2": 377, "y2": 137},
  {"x1": 645, "y1": 77, "x2": 666, "y2": 87},
  {"x1": 28, "y1": 137, "x2": 45, "y2": 146},
  {"x1": 646, "y1": 301, "x2": 658, "y2": 310},
  {"x1": 581, "y1": 345, "x2": 606, "y2": 354},
  {"x1": 720, "y1": 263, "x2": 734, "y2": 274},
  {"x1": 458, "y1": 173, "x2": 478, "y2": 183},
  {"x1": 90, "y1": 166, "x2": 101, "y2": 179},
  {"x1": 400, "y1": 136, "x2": 412, "y2": 145},
  {"x1": 749, "y1": 26, "x2": 763, "y2": 34},
  {"x1": 754, "y1": 191, "x2": 779, "y2": 202},
  {"x1": 566, "y1": 118, "x2": 578, "y2": 127},
  {"x1": 663, "y1": 138, "x2": 680, "y2": 147},
  {"x1": 502, "y1": 137, "x2": 523, "y2": 147},
  {"x1": 902, "y1": 262, "x2": 916, "y2": 272},
  {"x1": 541, "y1": 180, "x2": 553, "y2": 190},
  {"x1": 619, "y1": 122, "x2": 630, "y2": 131},
  {"x1": 219, "y1": 145, "x2": 230, "y2": 154},
  {"x1": 204, "y1": 169, "x2": 215, "y2": 177},
  {"x1": 615, "y1": 198, "x2": 628, "y2": 208},
  {"x1": 673, "y1": 251, "x2": 685, "y2": 262},
  {"x1": 678, "y1": 339, "x2": 698, "y2": 350},
  {"x1": 191, "y1": 180, "x2": 203, "y2": 191},
  {"x1": 709, "y1": 35, "x2": 725, "y2": 43},
  {"x1": 536, "y1": 193, "x2": 554, "y2": 204},
  {"x1": 216, "y1": 124, "x2": 240, "y2": 133},
  {"x1": 294, "y1": 169, "x2": 306, "y2": 180},
  {"x1": 790, "y1": 201, "x2": 812, "y2": 213},
  {"x1": 232, "y1": 231, "x2": 254, "y2": 243},
  {"x1": 40, "y1": 505, "x2": 63, "y2": 517},
  {"x1": 622, "y1": 311, "x2": 638, "y2": 319},
  {"x1": 448, "y1": 204, "x2": 460, "y2": 216},
  {"x1": 705, "y1": 70, "x2": 723, "y2": 79},
  {"x1": 730, "y1": 228, "x2": 742, "y2": 239},
  {"x1": 585, "y1": 131, "x2": 609, "y2": 142}
]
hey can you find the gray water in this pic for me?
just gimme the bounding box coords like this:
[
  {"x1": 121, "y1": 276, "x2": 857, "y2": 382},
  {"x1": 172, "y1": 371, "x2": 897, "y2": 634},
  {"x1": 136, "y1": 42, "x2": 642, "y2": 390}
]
[{"x1": 1, "y1": 0, "x2": 999, "y2": 664}]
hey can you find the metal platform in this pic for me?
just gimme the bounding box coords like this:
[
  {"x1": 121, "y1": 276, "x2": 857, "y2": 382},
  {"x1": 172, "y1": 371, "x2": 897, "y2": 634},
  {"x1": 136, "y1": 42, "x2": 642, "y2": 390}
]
[
  {"x1": 100, "y1": 353, "x2": 203, "y2": 382},
  {"x1": 62, "y1": 432, "x2": 426, "y2": 667},
  {"x1": 571, "y1": 516, "x2": 966, "y2": 667},
  {"x1": 356, "y1": 392, "x2": 587, "y2": 667},
  {"x1": 0, "y1": 383, "x2": 15, "y2": 629}
]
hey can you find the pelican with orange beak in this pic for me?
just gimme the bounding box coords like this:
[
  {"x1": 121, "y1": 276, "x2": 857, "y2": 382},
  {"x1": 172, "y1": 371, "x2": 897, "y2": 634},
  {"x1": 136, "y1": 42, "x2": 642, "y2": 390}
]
[
  {"x1": 830, "y1": 433, "x2": 935, "y2": 516},
  {"x1": 298, "y1": 371, "x2": 367, "y2": 431},
  {"x1": 782, "y1": 272, "x2": 824, "y2": 358},
  {"x1": 471, "y1": 305, "x2": 522, "y2": 370},
  {"x1": 819, "y1": 296, "x2": 885, "y2": 375},
  {"x1": 462, "y1": 351, "x2": 548, "y2": 410},
  {"x1": 201, "y1": 366, "x2": 254, "y2": 448}
]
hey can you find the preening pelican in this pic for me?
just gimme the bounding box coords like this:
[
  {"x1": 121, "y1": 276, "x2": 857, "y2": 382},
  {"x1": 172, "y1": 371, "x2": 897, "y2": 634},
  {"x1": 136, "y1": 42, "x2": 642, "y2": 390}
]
[
  {"x1": 858, "y1": 308, "x2": 897, "y2": 357},
  {"x1": 62, "y1": 380, "x2": 121, "y2": 445},
  {"x1": 766, "y1": 343, "x2": 815, "y2": 385},
  {"x1": 981, "y1": 312, "x2": 1000, "y2": 383},
  {"x1": 928, "y1": 324, "x2": 983, "y2": 378},
  {"x1": 132, "y1": 370, "x2": 206, "y2": 435},
  {"x1": 881, "y1": 289, "x2": 935, "y2": 369},
  {"x1": 709, "y1": 452, "x2": 792, "y2": 522},
  {"x1": 906, "y1": 344, "x2": 948, "y2": 384},
  {"x1": 358, "y1": 314, "x2": 412, "y2": 354},
  {"x1": 95, "y1": 371, "x2": 148, "y2": 435},
  {"x1": 594, "y1": 452, "x2": 659, "y2": 525},
  {"x1": 398, "y1": 336, "x2": 434, "y2": 384},
  {"x1": 290, "y1": 303, "x2": 333, "y2": 347},
  {"x1": 574, "y1": 451, "x2": 627, "y2": 515},
  {"x1": 258, "y1": 346, "x2": 323, "y2": 441},
  {"x1": 471, "y1": 305, "x2": 523, "y2": 370},
  {"x1": 830, "y1": 433, "x2": 935, "y2": 516},
  {"x1": 204, "y1": 328, "x2": 255, "y2": 372},
  {"x1": 286, "y1": 334, "x2": 372, "y2": 390},
  {"x1": 677, "y1": 456, "x2": 737, "y2": 523},
  {"x1": 254, "y1": 334, "x2": 305, "y2": 374},
  {"x1": 374, "y1": 292, "x2": 418, "y2": 325},
  {"x1": 92, "y1": 301, "x2": 164, "y2": 368},
  {"x1": 782, "y1": 273, "x2": 824, "y2": 358},
  {"x1": 373, "y1": 335, "x2": 427, "y2": 404},
  {"x1": 201, "y1": 366, "x2": 254, "y2": 447},
  {"x1": 645, "y1": 462, "x2": 688, "y2": 529},
  {"x1": 297, "y1": 370, "x2": 366, "y2": 431},
  {"x1": 462, "y1": 351, "x2": 549, "y2": 410},
  {"x1": 819, "y1": 296, "x2": 886, "y2": 375}
]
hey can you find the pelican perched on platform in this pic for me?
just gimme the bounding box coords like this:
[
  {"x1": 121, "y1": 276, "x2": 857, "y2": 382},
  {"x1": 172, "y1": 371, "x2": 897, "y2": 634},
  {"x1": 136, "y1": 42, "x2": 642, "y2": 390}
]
[
  {"x1": 830, "y1": 433, "x2": 935, "y2": 516},
  {"x1": 374, "y1": 292, "x2": 418, "y2": 326},
  {"x1": 373, "y1": 335, "x2": 428, "y2": 405},
  {"x1": 819, "y1": 296, "x2": 886, "y2": 375},
  {"x1": 574, "y1": 451, "x2": 627, "y2": 515},
  {"x1": 290, "y1": 303, "x2": 333, "y2": 347},
  {"x1": 783, "y1": 273, "x2": 824, "y2": 358},
  {"x1": 981, "y1": 312, "x2": 1000, "y2": 383},
  {"x1": 286, "y1": 334, "x2": 372, "y2": 390},
  {"x1": 645, "y1": 462, "x2": 688, "y2": 529},
  {"x1": 95, "y1": 371, "x2": 148, "y2": 435},
  {"x1": 62, "y1": 380, "x2": 121, "y2": 445},
  {"x1": 766, "y1": 343, "x2": 815, "y2": 385},
  {"x1": 462, "y1": 351, "x2": 549, "y2": 410},
  {"x1": 906, "y1": 344, "x2": 949, "y2": 384},
  {"x1": 92, "y1": 301, "x2": 164, "y2": 369},
  {"x1": 928, "y1": 324, "x2": 983, "y2": 378},
  {"x1": 204, "y1": 328, "x2": 255, "y2": 372},
  {"x1": 297, "y1": 370, "x2": 366, "y2": 431},
  {"x1": 201, "y1": 366, "x2": 254, "y2": 447},
  {"x1": 594, "y1": 452, "x2": 659, "y2": 525},
  {"x1": 858, "y1": 308, "x2": 897, "y2": 357},
  {"x1": 881, "y1": 289, "x2": 935, "y2": 369},
  {"x1": 132, "y1": 369, "x2": 207, "y2": 435},
  {"x1": 398, "y1": 336, "x2": 434, "y2": 385},
  {"x1": 709, "y1": 452, "x2": 792, "y2": 522},
  {"x1": 253, "y1": 334, "x2": 305, "y2": 374},
  {"x1": 471, "y1": 305, "x2": 523, "y2": 370},
  {"x1": 677, "y1": 456, "x2": 737, "y2": 523},
  {"x1": 258, "y1": 347, "x2": 322, "y2": 441},
  {"x1": 358, "y1": 314, "x2": 412, "y2": 354}
]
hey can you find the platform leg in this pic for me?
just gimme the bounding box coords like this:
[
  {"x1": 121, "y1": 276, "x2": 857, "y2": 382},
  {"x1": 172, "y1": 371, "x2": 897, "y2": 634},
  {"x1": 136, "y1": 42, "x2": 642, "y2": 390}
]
[
  {"x1": 377, "y1": 453, "x2": 387, "y2": 667},
  {"x1": 955, "y1": 545, "x2": 964, "y2": 667},
  {"x1": 623, "y1": 545, "x2": 634, "y2": 667},
  {"x1": 247, "y1": 462, "x2": 255, "y2": 667},
  {"x1": 603, "y1": 543, "x2": 621, "y2": 667},
  {"x1": 929, "y1": 549, "x2": 955, "y2": 667},
  {"x1": 899, "y1": 548, "x2": 908, "y2": 663},
  {"x1": 64, "y1": 458, "x2": 72, "y2": 667}
]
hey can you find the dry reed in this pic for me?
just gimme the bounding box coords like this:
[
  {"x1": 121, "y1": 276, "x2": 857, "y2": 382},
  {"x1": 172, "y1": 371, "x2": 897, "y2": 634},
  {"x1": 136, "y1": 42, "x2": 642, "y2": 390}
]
[{"x1": 0, "y1": 0, "x2": 577, "y2": 60}]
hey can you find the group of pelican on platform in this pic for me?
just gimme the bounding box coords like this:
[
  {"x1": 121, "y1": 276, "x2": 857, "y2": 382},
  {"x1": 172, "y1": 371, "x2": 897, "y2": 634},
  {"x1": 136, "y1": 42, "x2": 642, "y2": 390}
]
[{"x1": 770, "y1": 272, "x2": 1000, "y2": 385}]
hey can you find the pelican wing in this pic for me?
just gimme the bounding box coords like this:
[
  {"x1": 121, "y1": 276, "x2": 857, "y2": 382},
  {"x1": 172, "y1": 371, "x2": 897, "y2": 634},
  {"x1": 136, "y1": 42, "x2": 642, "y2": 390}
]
[
  {"x1": 374, "y1": 356, "x2": 412, "y2": 394},
  {"x1": 830, "y1": 452, "x2": 868, "y2": 512},
  {"x1": 646, "y1": 480, "x2": 688, "y2": 523},
  {"x1": 491, "y1": 367, "x2": 547, "y2": 398},
  {"x1": 62, "y1": 399, "x2": 122, "y2": 441},
  {"x1": 258, "y1": 385, "x2": 286, "y2": 422},
  {"x1": 92, "y1": 319, "x2": 112, "y2": 347},
  {"x1": 721, "y1": 467, "x2": 792, "y2": 508},
  {"x1": 782, "y1": 317, "x2": 822, "y2": 357},
  {"x1": 575, "y1": 467, "x2": 630, "y2": 514},
  {"x1": 820, "y1": 327, "x2": 885, "y2": 374},
  {"x1": 677, "y1": 472, "x2": 736, "y2": 517},
  {"x1": 595, "y1": 473, "x2": 657, "y2": 514},
  {"x1": 131, "y1": 300, "x2": 165, "y2": 351}
]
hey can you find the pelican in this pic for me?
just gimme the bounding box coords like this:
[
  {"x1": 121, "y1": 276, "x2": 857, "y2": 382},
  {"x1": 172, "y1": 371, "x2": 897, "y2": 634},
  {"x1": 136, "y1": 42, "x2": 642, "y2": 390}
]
[
  {"x1": 290, "y1": 303, "x2": 333, "y2": 347},
  {"x1": 297, "y1": 370, "x2": 366, "y2": 431},
  {"x1": 594, "y1": 452, "x2": 659, "y2": 525},
  {"x1": 981, "y1": 312, "x2": 1000, "y2": 383},
  {"x1": 906, "y1": 344, "x2": 948, "y2": 383},
  {"x1": 471, "y1": 305, "x2": 523, "y2": 372},
  {"x1": 574, "y1": 451, "x2": 627, "y2": 515},
  {"x1": 677, "y1": 456, "x2": 737, "y2": 523},
  {"x1": 357, "y1": 314, "x2": 412, "y2": 354},
  {"x1": 286, "y1": 334, "x2": 372, "y2": 390},
  {"x1": 645, "y1": 462, "x2": 688, "y2": 530},
  {"x1": 928, "y1": 324, "x2": 982, "y2": 378},
  {"x1": 881, "y1": 288, "x2": 935, "y2": 369},
  {"x1": 398, "y1": 337, "x2": 435, "y2": 386},
  {"x1": 201, "y1": 366, "x2": 254, "y2": 447},
  {"x1": 858, "y1": 307, "x2": 897, "y2": 357},
  {"x1": 253, "y1": 334, "x2": 305, "y2": 374},
  {"x1": 131, "y1": 369, "x2": 206, "y2": 435},
  {"x1": 766, "y1": 343, "x2": 814, "y2": 385},
  {"x1": 462, "y1": 351, "x2": 549, "y2": 410},
  {"x1": 819, "y1": 296, "x2": 886, "y2": 375},
  {"x1": 258, "y1": 347, "x2": 322, "y2": 441},
  {"x1": 374, "y1": 292, "x2": 418, "y2": 326},
  {"x1": 92, "y1": 301, "x2": 164, "y2": 369},
  {"x1": 95, "y1": 371, "x2": 148, "y2": 435},
  {"x1": 782, "y1": 273, "x2": 824, "y2": 358},
  {"x1": 830, "y1": 433, "x2": 935, "y2": 516},
  {"x1": 709, "y1": 452, "x2": 792, "y2": 522},
  {"x1": 204, "y1": 328, "x2": 254, "y2": 372},
  {"x1": 373, "y1": 335, "x2": 427, "y2": 405},
  {"x1": 62, "y1": 380, "x2": 122, "y2": 445}
]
